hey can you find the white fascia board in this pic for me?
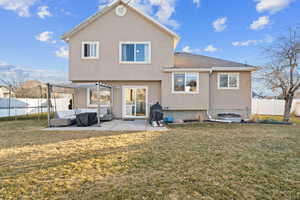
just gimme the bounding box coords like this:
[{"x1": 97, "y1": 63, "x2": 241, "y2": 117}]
[
  {"x1": 163, "y1": 68, "x2": 211, "y2": 72},
  {"x1": 162, "y1": 66, "x2": 259, "y2": 72},
  {"x1": 212, "y1": 66, "x2": 259, "y2": 71}
]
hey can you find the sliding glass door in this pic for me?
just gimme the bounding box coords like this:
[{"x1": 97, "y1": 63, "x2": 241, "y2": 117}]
[{"x1": 123, "y1": 86, "x2": 148, "y2": 118}]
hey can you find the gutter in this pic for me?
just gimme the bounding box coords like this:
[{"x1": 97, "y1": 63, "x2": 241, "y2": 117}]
[{"x1": 162, "y1": 66, "x2": 259, "y2": 72}]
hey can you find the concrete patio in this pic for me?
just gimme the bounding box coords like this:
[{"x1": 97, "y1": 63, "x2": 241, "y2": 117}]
[{"x1": 43, "y1": 120, "x2": 168, "y2": 132}]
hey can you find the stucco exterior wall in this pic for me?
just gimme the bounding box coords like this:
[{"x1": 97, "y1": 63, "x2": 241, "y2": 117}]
[
  {"x1": 209, "y1": 71, "x2": 252, "y2": 118},
  {"x1": 73, "y1": 81, "x2": 161, "y2": 118},
  {"x1": 161, "y1": 72, "x2": 210, "y2": 110},
  {"x1": 68, "y1": 3, "x2": 174, "y2": 81}
]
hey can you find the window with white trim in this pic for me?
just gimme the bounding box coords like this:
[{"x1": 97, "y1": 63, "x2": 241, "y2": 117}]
[
  {"x1": 173, "y1": 73, "x2": 199, "y2": 93},
  {"x1": 218, "y1": 73, "x2": 239, "y2": 89},
  {"x1": 87, "y1": 88, "x2": 111, "y2": 107},
  {"x1": 120, "y1": 42, "x2": 151, "y2": 63},
  {"x1": 82, "y1": 41, "x2": 99, "y2": 59}
]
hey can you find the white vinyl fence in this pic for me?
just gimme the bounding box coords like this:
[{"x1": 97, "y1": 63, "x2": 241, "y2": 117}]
[
  {"x1": 0, "y1": 97, "x2": 71, "y2": 117},
  {"x1": 252, "y1": 98, "x2": 300, "y2": 116}
]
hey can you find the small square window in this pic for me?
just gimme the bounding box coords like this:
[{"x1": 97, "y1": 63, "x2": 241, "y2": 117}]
[
  {"x1": 82, "y1": 41, "x2": 99, "y2": 59},
  {"x1": 218, "y1": 73, "x2": 239, "y2": 89}
]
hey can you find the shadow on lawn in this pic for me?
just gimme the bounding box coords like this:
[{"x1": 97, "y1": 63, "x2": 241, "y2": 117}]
[
  {"x1": 0, "y1": 128, "x2": 168, "y2": 199},
  {"x1": 0, "y1": 124, "x2": 147, "y2": 150}
]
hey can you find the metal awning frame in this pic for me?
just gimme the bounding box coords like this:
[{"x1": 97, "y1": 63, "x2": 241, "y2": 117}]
[{"x1": 46, "y1": 82, "x2": 113, "y2": 128}]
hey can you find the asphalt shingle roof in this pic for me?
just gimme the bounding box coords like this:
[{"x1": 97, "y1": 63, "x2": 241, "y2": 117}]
[{"x1": 174, "y1": 52, "x2": 252, "y2": 68}]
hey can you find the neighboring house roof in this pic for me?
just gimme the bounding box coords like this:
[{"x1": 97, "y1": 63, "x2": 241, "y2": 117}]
[
  {"x1": 164, "y1": 52, "x2": 259, "y2": 72},
  {"x1": 61, "y1": 0, "x2": 180, "y2": 48}
]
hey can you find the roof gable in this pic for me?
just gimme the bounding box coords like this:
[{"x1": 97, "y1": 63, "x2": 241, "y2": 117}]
[{"x1": 62, "y1": 0, "x2": 180, "y2": 48}]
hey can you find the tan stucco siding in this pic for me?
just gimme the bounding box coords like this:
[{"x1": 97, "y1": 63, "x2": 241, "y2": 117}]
[
  {"x1": 210, "y1": 72, "x2": 252, "y2": 115},
  {"x1": 73, "y1": 81, "x2": 161, "y2": 118},
  {"x1": 69, "y1": 5, "x2": 174, "y2": 81},
  {"x1": 161, "y1": 72, "x2": 210, "y2": 110}
]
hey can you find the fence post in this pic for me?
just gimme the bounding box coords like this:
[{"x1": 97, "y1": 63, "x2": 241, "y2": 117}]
[
  {"x1": 8, "y1": 85, "x2": 12, "y2": 117},
  {"x1": 38, "y1": 85, "x2": 42, "y2": 121}
]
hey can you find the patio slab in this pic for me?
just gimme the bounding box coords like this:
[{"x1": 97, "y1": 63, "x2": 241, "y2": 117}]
[{"x1": 43, "y1": 120, "x2": 168, "y2": 132}]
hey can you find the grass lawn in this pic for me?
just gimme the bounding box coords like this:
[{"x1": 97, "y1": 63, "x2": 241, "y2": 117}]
[
  {"x1": 0, "y1": 120, "x2": 300, "y2": 199},
  {"x1": 254, "y1": 115, "x2": 300, "y2": 124}
]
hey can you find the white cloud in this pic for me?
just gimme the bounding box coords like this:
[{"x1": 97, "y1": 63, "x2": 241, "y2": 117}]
[
  {"x1": 0, "y1": 61, "x2": 8, "y2": 66},
  {"x1": 256, "y1": 0, "x2": 294, "y2": 14},
  {"x1": 55, "y1": 47, "x2": 69, "y2": 59},
  {"x1": 0, "y1": 0, "x2": 37, "y2": 17},
  {"x1": 182, "y1": 46, "x2": 192, "y2": 53},
  {"x1": 204, "y1": 45, "x2": 218, "y2": 52},
  {"x1": 98, "y1": 0, "x2": 180, "y2": 29},
  {"x1": 193, "y1": 0, "x2": 200, "y2": 7},
  {"x1": 212, "y1": 17, "x2": 227, "y2": 32},
  {"x1": 35, "y1": 31, "x2": 56, "y2": 43},
  {"x1": 182, "y1": 45, "x2": 219, "y2": 53},
  {"x1": 232, "y1": 34, "x2": 273, "y2": 46},
  {"x1": 182, "y1": 45, "x2": 202, "y2": 54},
  {"x1": 232, "y1": 40, "x2": 260, "y2": 47},
  {"x1": 0, "y1": 62, "x2": 67, "y2": 83},
  {"x1": 250, "y1": 16, "x2": 270, "y2": 30},
  {"x1": 37, "y1": 6, "x2": 52, "y2": 19}
]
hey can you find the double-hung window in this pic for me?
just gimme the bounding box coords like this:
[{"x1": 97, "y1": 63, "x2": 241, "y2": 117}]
[
  {"x1": 218, "y1": 73, "x2": 239, "y2": 89},
  {"x1": 82, "y1": 41, "x2": 99, "y2": 59},
  {"x1": 172, "y1": 73, "x2": 199, "y2": 93},
  {"x1": 120, "y1": 42, "x2": 151, "y2": 63}
]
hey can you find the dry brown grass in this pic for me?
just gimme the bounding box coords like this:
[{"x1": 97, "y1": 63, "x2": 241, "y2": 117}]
[{"x1": 0, "y1": 120, "x2": 300, "y2": 199}]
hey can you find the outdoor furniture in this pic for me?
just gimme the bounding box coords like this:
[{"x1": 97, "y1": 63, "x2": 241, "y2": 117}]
[
  {"x1": 50, "y1": 110, "x2": 77, "y2": 127},
  {"x1": 50, "y1": 118, "x2": 75, "y2": 127},
  {"x1": 76, "y1": 112, "x2": 98, "y2": 127},
  {"x1": 46, "y1": 82, "x2": 113, "y2": 128},
  {"x1": 50, "y1": 108, "x2": 113, "y2": 127}
]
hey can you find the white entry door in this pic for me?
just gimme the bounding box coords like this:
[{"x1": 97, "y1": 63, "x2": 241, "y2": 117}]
[{"x1": 122, "y1": 86, "x2": 148, "y2": 118}]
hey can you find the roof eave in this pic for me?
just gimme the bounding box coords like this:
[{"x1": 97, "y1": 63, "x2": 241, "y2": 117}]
[{"x1": 163, "y1": 66, "x2": 260, "y2": 72}]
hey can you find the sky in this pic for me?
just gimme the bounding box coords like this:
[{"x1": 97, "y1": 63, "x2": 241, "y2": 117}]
[{"x1": 0, "y1": 0, "x2": 299, "y2": 89}]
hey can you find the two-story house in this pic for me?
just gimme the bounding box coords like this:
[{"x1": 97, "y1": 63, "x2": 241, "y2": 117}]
[{"x1": 62, "y1": 0, "x2": 257, "y2": 121}]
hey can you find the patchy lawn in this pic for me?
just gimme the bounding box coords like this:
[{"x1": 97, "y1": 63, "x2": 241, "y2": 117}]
[
  {"x1": 0, "y1": 120, "x2": 300, "y2": 199},
  {"x1": 255, "y1": 115, "x2": 300, "y2": 124}
]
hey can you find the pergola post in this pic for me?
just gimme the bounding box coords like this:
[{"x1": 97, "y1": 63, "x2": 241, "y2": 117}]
[
  {"x1": 47, "y1": 83, "x2": 51, "y2": 127},
  {"x1": 96, "y1": 82, "x2": 101, "y2": 127}
]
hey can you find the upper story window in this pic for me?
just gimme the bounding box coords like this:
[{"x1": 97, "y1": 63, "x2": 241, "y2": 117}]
[
  {"x1": 120, "y1": 42, "x2": 151, "y2": 64},
  {"x1": 172, "y1": 72, "x2": 199, "y2": 94},
  {"x1": 218, "y1": 73, "x2": 239, "y2": 89},
  {"x1": 82, "y1": 41, "x2": 99, "y2": 59}
]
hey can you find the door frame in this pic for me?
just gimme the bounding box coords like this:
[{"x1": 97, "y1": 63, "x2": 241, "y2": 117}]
[{"x1": 122, "y1": 86, "x2": 148, "y2": 119}]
